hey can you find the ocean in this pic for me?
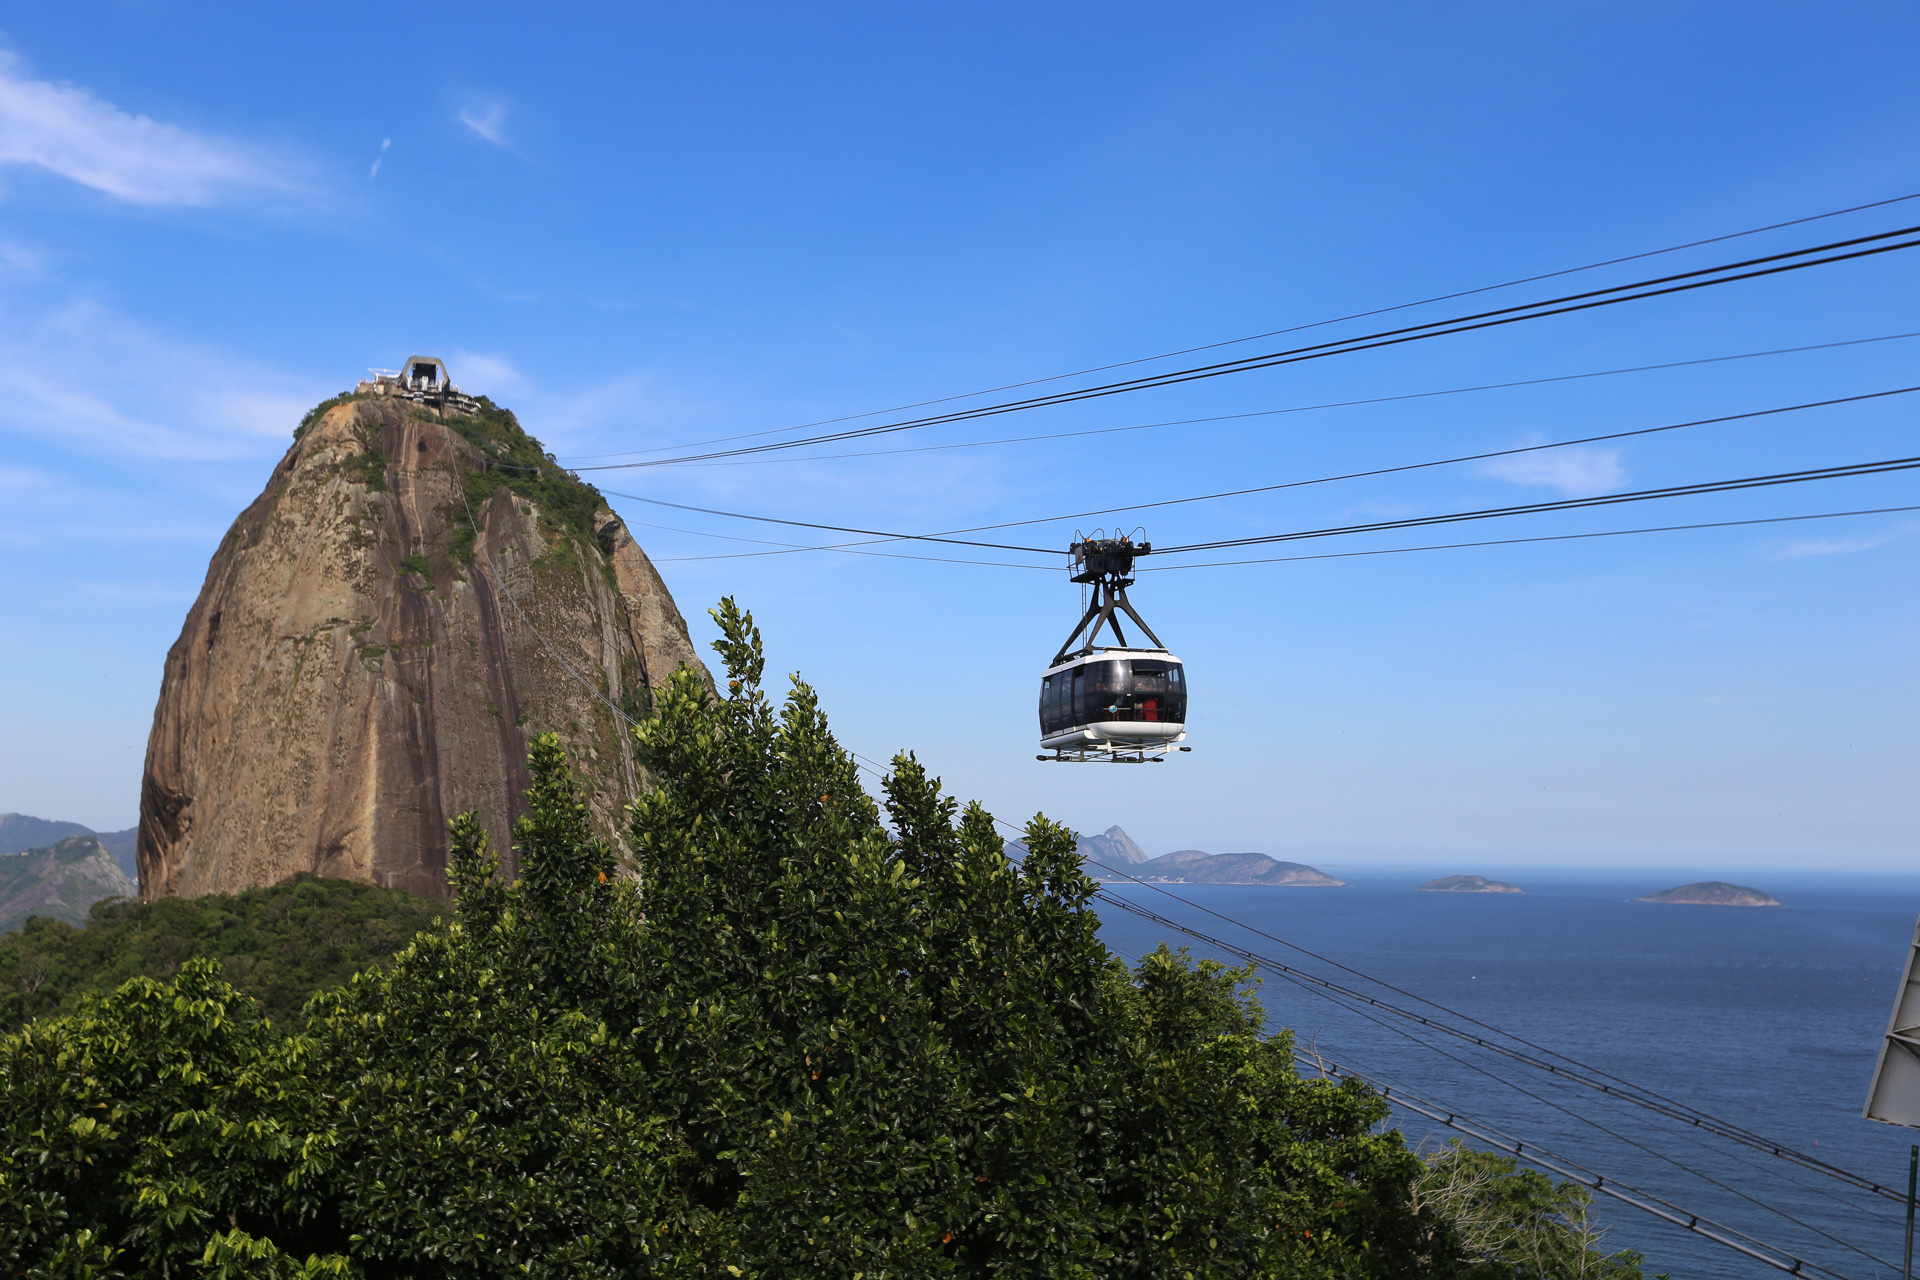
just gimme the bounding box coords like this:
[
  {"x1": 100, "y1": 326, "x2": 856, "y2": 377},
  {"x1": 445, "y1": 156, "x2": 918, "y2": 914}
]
[{"x1": 1093, "y1": 869, "x2": 1920, "y2": 1280}]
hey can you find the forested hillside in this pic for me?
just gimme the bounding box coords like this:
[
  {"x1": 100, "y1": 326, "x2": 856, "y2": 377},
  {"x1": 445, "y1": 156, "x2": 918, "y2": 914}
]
[
  {"x1": 0, "y1": 603, "x2": 1646, "y2": 1279},
  {"x1": 0, "y1": 873, "x2": 442, "y2": 1028}
]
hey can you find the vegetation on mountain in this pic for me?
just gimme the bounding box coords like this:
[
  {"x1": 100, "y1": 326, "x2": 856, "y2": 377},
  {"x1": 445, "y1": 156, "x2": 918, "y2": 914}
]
[
  {"x1": 441, "y1": 396, "x2": 607, "y2": 567},
  {"x1": 1415, "y1": 1142, "x2": 1648, "y2": 1279},
  {"x1": 0, "y1": 837, "x2": 134, "y2": 935},
  {"x1": 0, "y1": 874, "x2": 442, "y2": 1030},
  {"x1": 2, "y1": 601, "x2": 1651, "y2": 1278},
  {"x1": 293, "y1": 391, "x2": 364, "y2": 439}
]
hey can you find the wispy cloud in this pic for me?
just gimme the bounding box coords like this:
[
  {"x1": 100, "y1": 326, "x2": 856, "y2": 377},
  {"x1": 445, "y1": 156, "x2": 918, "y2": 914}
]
[
  {"x1": 0, "y1": 298, "x2": 325, "y2": 460},
  {"x1": 448, "y1": 350, "x2": 526, "y2": 397},
  {"x1": 0, "y1": 49, "x2": 291, "y2": 205},
  {"x1": 457, "y1": 100, "x2": 509, "y2": 146},
  {"x1": 1773, "y1": 533, "x2": 1897, "y2": 559},
  {"x1": 1482, "y1": 443, "x2": 1623, "y2": 497},
  {"x1": 368, "y1": 137, "x2": 390, "y2": 179}
]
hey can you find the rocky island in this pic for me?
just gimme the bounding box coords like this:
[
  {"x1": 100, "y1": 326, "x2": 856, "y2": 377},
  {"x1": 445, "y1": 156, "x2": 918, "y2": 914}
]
[
  {"x1": 1419, "y1": 875, "x2": 1521, "y2": 894},
  {"x1": 1637, "y1": 881, "x2": 1779, "y2": 907},
  {"x1": 1133, "y1": 849, "x2": 1343, "y2": 886}
]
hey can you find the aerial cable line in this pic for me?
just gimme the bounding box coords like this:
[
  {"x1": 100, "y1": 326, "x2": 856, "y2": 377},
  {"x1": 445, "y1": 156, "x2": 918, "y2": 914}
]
[
  {"x1": 618, "y1": 513, "x2": 1057, "y2": 570},
  {"x1": 1301, "y1": 1052, "x2": 1859, "y2": 1280},
  {"x1": 900, "y1": 386, "x2": 1920, "y2": 539},
  {"x1": 450, "y1": 494, "x2": 1892, "y2": 1268},
  {"x1": 1083, "y1": 858, "x2": 1905, "y2": 1202},
  {"x1": 1153, "y1": 454, "x2": 1920, "y2": 556},
  {"x1": 1095, "y1": 887, "x2": 1894, "y2": 1273},
  {"x1": 1237, "y1": 910, "x2": 1899, "y2": 1262},
  {"x1": 595, "y1": 490, "x2": 1056, "y2": 554},
  {"x1": 645, "y1": 506, "x2": 1920, "y2": 567},
  {"x1": 1086, "y1": 857, "x2": 1898, "y2": 1194},
  {"x1": 860, "y1": 766, "x2": 1891, "y2": 1269},
  {"x1": 566, "y1": 191, "x2": 1920, "y2": 462},
  {"x1": 637, "y1": 331, "x2": 1920, "y2": 469},
  {"x1": 607, "y1": 385, "x2": 1920, "y2": 555},
  {"x1": 1099, "y1": 925, "x2": 1879, "y2": 1271},
  {"x1": 1135, "y1": 504, "x2": 1920, "y2": 571},
  {"x1": 578, "y1": 223, "x2": 1920, "y2": 469}
]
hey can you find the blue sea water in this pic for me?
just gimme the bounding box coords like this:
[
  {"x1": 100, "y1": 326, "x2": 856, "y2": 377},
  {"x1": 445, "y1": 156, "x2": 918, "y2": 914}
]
[{"x1": 1093, "y1": 869, "x2": 1920, "y2": 1280}]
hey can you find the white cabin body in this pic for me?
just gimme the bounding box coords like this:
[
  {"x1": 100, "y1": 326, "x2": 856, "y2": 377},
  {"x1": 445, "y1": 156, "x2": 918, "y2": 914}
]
[{"x1": 1039, "y1": 646, "x2": 1187, "y2": 757}]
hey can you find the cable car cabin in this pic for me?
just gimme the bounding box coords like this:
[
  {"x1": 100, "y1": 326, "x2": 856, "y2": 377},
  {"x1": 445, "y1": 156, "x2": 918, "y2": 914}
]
[{"x1": 1039, "y1": 648, "x2": 1187, "y2": 762}]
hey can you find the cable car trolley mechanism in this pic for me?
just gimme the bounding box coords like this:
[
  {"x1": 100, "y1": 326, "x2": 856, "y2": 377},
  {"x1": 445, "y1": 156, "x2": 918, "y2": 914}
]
[{"x1": 1037, "y1": 532, "x2": 1189, "y2": 763}]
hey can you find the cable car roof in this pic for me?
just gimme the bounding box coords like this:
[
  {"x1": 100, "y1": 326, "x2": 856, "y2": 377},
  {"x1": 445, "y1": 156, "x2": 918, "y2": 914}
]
[{"x1": 1042, "y1": 647, "x2": 1183, "y2": 676}]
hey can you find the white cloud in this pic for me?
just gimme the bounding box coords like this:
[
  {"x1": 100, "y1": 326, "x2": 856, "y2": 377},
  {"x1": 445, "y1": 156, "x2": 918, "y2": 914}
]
[
  {"x1": 448, "y1": 350, "x2": 526, "y2": 396},
  {"x1": 1482, "y1": 444, "x2": 1623, "y2": 497},
  {"x1": 368, "y1": 137, "x2": 390, "y2": 179},
  {"x1": 0, "y1": 298, "x2": 325, "y2": 460},
  {"x1": 457, "y1": 100, "x2": 509, "y2": 146},
  {"x1": 1773, "y1": 533, "x2": 1896, "y2": 559},
  {"x1": 0, "y1": 49, "x2": 290, "y2": 205}
]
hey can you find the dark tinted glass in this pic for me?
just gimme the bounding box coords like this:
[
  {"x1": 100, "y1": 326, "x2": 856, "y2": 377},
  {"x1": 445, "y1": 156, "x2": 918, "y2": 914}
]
[
  {"x1": 1127, "y1": 659, "x2": 1186, "y2": 724},
  {"x1": 1040, "y1": 658, "x2": 1188, "y2": 734}
]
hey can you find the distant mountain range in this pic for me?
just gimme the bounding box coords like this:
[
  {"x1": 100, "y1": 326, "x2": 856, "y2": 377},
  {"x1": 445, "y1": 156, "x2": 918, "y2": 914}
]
[
  {"x1": 0, "y1": 835, "x2": 136, "y2": 933},
  {"x1": 1006, "y1": 825, "x2": 1342, "y2": 887},
  {"x1": 1, "y1": 814, "x2": 137, "y2": 882}
]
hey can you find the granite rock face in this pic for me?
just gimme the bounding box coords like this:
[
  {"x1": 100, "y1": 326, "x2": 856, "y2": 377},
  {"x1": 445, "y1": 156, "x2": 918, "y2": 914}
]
[{"x1": 138, "y1": 396, "x2": 709, "y2": 901}]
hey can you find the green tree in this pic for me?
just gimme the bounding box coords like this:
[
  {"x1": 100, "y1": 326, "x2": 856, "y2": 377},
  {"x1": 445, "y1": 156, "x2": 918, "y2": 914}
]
[
  {"x1": 1, "y1": 598, "x2": 1478, "y2": 1278},
  {"x1": 1415, "y1": 1142, "x2": 1647, "y2": 1279}
]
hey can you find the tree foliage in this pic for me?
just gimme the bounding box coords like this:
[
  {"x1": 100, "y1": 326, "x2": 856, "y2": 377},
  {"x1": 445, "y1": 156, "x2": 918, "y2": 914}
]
[
  {"x1": 0, "y1": 875, "x2": 444, "y2": 1031},
  {"x1": 1415, "y1": 1142, "x2": 1649, "y2": 1279},
  {"x1": 0, "y1": 599, "x2": 1646, "y2": 1278}
]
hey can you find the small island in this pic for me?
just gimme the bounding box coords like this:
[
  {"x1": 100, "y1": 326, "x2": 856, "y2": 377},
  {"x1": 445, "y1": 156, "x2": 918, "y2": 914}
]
[
  {"x1": 1418, "y1": 875, "x2": 1521, "y2": 894},
  {"x1": 1637, "y1": 881, "x2": 1779, "y2": 907},
  {"x1": 1133, "y1": 850, "x2": 1344, "y2": 887}
]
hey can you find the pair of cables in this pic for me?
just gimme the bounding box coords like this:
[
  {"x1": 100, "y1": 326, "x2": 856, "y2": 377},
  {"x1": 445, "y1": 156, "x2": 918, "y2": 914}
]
[
  {"x1": 622, "y1": 385, "x2": 1920, "y2": 569},
  {"x1": 570, "y1": 190, "x2": 1920, "y2": 465},
  {"x1": 576, "y1": 220, "x2": 1920, "y2": 471}
]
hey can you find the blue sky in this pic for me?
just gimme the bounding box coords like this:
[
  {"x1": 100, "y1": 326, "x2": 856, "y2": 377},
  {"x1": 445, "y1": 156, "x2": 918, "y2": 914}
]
[{"x1": 1, "y1": 2, "x2": 1914, "y2": 868}]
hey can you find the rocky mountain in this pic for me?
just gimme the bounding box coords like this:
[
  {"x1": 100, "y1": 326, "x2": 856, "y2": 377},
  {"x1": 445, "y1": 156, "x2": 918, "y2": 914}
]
[
  {"x1": 1133, "y1": 850, "x2": 1343, "y2": 887},
  {"x1": 1419, "y1": 875, "x2": 1521, "y2": 894},
  {"x1": 0, "y1": 836, "x2": 136, "y2": 933},
  {"x1": 1, "y1": 816, "x2": 137, "y2": 880},
  {"x1": 138, "y1": 391, "x2": 709, "y2": 901},
  {"x1": 1638, "y1": 881, "x2": 1779, "y2": 907},
  {"x1": 1079, "y1": 825, "x2": 1149, "y2": 867}
]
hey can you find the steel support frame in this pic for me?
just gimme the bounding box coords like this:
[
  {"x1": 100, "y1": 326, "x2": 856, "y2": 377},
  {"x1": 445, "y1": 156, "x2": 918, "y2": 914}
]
[{"x1": 1051, "y1": 579, "x2": 1165, "y2": 666}]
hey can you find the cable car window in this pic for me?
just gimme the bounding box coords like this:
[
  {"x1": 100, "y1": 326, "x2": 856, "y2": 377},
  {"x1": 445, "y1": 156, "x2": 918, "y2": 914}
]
[{"x1": 1127, "y1": 659, "x2": 1187, "y2": 724}]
